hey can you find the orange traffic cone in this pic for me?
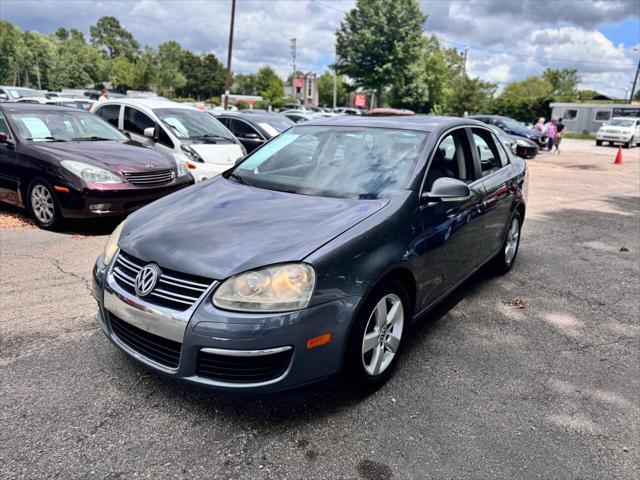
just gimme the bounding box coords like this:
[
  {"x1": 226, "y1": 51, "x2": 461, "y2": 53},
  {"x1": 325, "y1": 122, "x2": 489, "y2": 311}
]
[{"x1": 614, "y1": 146, "x2": 623, "y2": 165}]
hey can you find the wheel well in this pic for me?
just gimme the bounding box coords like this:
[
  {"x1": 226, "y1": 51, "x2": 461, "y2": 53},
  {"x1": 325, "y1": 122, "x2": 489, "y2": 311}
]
[
  {"x1": 374, "y1": 267, "x2": 417, "y2": 316},
  {"x1": 517, "y1": 202, "x2": 526, "y2": 224}
]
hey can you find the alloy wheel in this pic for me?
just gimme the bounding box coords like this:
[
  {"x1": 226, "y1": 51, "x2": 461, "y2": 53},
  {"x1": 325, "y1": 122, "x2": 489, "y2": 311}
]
[
  {"x1": 504, "y1": 217, "x2": 520, "y2": 265},
  {"x1": 361, "y1": 293, "x2": 404, "y2": 376},
  {"x1": 31, "y1": 184, "x2": 55, "y2": 225}
]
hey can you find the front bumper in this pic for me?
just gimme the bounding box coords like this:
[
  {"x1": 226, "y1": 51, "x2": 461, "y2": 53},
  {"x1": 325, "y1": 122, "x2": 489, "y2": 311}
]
[
  {"x1": 92, "y1": 256, "x2": 360, "y2": 392},
  {"x1": 596, "y1": 132, "x2": 633, "y2": 143},
  {"x1": 60, "y1": 176, "x2": 194, "y2": 218}
]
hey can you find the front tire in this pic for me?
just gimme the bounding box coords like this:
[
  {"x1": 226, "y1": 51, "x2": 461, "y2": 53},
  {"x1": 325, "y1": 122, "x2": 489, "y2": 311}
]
[
  {"x1": 624, "y1": 137, "x2": 633, "y2": 149},
  {"x1": 596, "y1": 140, "x2": 602, "y2": 146},
  {"x1": 28, "y1": 179, "x2": 62, "y2": 229},
  {"x1": 344, "y1": 280, "x2": 410, "y2": 391},
  {"x1": 492, "y1": 212, "x2": 522, "y2": 274}
]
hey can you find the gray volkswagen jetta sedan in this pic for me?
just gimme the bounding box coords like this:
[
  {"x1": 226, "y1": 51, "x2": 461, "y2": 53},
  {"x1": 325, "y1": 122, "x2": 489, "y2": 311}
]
[{"x1": 93, "y1": 116, "x2": 528, "y2": 392}]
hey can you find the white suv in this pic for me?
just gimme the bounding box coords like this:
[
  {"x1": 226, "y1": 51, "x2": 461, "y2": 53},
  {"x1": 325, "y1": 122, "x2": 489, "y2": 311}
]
[
  {"x1": 596, "y1": 117, "x2": 640, "y2": 148},
  {"x1": 92, "y1": 99, "x2": 245, "y2": 181}
]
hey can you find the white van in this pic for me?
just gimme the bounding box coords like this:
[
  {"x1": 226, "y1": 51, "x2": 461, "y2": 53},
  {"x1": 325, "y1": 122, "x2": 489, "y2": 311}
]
[{"x1": 92, "y1": 99, "x2": 245, "y2": 181}]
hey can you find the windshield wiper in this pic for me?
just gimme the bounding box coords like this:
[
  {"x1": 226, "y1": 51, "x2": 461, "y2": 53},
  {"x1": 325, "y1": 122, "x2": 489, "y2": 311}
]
[
  {"x1": 26, "y1": 136, "x2": 66, "y2": 142},
  {"x1": 228, "y1": 172, "x2": 254, "y2": 187},
  {"x1": 71, "y1": 136, "x2": 111, "y2": 141}
]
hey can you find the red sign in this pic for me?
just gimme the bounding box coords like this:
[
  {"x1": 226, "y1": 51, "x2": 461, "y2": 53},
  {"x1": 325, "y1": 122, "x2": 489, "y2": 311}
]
[
  {"x1": 354, "y1": 94, "x2": 366, "y2": 108},
  {"x1": 246, "y1": 99, "x2": 255, "y2": 106},
  {"x1": 295, "y1": 77, "x2": 304, "y2": 88}
]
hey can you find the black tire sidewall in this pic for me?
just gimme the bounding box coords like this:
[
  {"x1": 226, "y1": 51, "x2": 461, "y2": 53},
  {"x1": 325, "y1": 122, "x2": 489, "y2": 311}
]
[
  {"x1": 28, "y1": 178, "x2": 61, "y2": 229},
  {"x1": 494, "y1": 212, "x2": 522, "y2": 274},
  {"x1": 343, "y1": 280, "x2": 411, "y2": 391}
]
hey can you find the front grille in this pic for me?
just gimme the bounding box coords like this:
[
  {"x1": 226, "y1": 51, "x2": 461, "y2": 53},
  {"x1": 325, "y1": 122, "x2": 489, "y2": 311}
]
[
  {"x1": 196, "y1": 349, "x2": 293, "y2": 383},
  {"x1": 123, "y1": 169, "x2": 174, "y2": 185},
  {"x1": 112, "y1": 250, "x2": 214, "y2": 311},
  {"x1": 109, "y1": 312, "x2": 182, "y2": 368}
]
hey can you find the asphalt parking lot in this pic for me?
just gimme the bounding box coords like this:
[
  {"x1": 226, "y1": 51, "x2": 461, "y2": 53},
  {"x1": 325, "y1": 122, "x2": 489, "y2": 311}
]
[{"x1": 1, "y1": 139, "x2": 638, "y2": 480}]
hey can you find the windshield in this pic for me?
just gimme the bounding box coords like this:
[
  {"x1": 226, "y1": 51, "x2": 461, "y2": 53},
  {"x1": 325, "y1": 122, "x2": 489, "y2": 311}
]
[
  {"x1": 499, "y1": 117, "x2": 524, "y2": 129},
  {"x1": 230, "y1": 126, "x2": 427, "y2": 199},
  {"x1": 154, "y1": 108, "x2": 234, "y2": 141},
  {"x1": 257, "y1": 117, "x2": 294, "y2": 137},
  {"x1": 609, "y1": 119, "x2": 636, "y2": 127},
  {"x1": 12, "y1": 111, "x2": 127, "y2": 142},
  {"x1": 8, "y1": 88, "x2": 40, "y2": 99}
]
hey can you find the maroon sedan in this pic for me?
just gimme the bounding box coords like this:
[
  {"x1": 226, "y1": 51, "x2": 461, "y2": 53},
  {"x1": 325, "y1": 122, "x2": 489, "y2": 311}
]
[{"x1": 0, "y1": 103, "x2": 193, "y2": 229}]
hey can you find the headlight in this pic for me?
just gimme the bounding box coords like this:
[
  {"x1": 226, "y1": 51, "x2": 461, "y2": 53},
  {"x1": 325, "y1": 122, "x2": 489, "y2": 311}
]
[
  {"x1": 174, "y1": 156, "x2": 191, "y2": 177},
  {"x1": 103, "y1": 221, "x2": 124, "y2": 266},
  {"x1": 213, "y1": 263, "x2": 316, "y2": 312},
  {"x1": 180, "y1": 144, "x2": 204, "y2": 163},
  {"x1": 61, "y1": 160, "x2": 122, "y2": 183}
]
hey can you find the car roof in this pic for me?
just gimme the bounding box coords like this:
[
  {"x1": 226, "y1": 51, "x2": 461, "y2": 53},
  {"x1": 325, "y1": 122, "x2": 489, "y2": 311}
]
[
  {"x1": 0, "y1": 102, "x2": 89, "y2": 113},
  {"x1": 99, "y1": 98, "x2": 196, "y2": 110},
  {"x1": 301, "y1": 115, "x2": 485, "y2": 133},
  {"x1": 213, "y1": 111, "x2": 291, "y2": 123}
]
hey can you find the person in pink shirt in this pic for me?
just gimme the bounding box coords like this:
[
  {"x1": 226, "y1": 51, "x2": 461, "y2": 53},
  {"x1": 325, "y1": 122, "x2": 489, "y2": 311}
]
[
  {"x1": 545, "y1": 120, "x2": 557, "y2": 151},
  {"x1": 535, "y1": 117, "x2": 545, "y2": 132}
]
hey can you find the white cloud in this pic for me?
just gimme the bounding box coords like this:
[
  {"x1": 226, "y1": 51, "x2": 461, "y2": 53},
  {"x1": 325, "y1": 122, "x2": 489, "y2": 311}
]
[{"x1": 1, "y1": 0, "x2": 639, "y2": 97}]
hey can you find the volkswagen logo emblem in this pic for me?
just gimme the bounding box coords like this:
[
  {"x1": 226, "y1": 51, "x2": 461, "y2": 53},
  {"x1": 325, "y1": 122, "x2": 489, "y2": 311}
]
[
  {"x1": 144, "y1": 163, "x2": 155, "y2": 168},
  {"x1": 134, "y1": 264, "x2": 160, "y2": 297}
]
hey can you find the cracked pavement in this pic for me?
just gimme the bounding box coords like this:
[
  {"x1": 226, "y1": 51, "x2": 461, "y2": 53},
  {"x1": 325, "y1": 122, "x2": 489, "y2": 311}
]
[{"x1": 1, "y1": 140, "x2": 639, "y2": 479}]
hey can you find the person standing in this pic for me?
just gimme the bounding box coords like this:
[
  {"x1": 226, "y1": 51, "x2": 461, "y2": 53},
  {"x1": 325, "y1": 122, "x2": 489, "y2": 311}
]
[
  {"x1": 554, "y1": 118, "x2": 565, "y2": 154},
  {"x1": 98, "y1": 89, "x2": 109, "y2": 102},
  {"x1": 535, "y1": 117, "x2": 545, "y2": 132},
  {"x1": 545, "y1": 119, "x2": 557, "y2": 151}
]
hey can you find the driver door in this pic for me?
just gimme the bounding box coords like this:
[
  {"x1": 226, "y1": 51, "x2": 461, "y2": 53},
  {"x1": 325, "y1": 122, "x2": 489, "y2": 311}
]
[
  {"x1": 414, "y1": 128, "x2": 485, "y2": 308},
  {"x1": 228, "y1": 119, "x2": 265, "y2": 153}
]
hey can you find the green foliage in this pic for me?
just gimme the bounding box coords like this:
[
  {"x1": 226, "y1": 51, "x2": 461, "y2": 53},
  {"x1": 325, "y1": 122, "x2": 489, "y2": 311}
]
[
  {"x1": 318, "y1": 70, "x2": 347, "y2": 107},
  {"x1": 90, "y1": 16, "x2": 139, "y2": 60},
  {"x1": 235, "y1": 99, "x2": 249, "y2": 109},
  {"x1": 255, "y1": 66, "x2": 284, "y2": 103},
  {"x1": 336, "y1": 0, "x2": 426, "y2": 103},
  {"x1": 542, "y1": 67, "x2": 579, "y2": 100},
  {"x1": 154, "y1": 41, "x2": 186, "y2": 96},
  {"x1": 563, "y1": 131, "x2": 596, "y2": 140},
  {"x1": 233, "y1": 74, "x2": 258, "y2": 95},
  {"x1": 576, "y1": 89, "x2": 603, "y2": 100},
  {"x1": 207, "y1": 97, "x2": 221, "y2": 106},
  {"x1": 176, "y1": 52, "x2": 226, "y2": 100},
  {"x1": 447, "y1": 76, "x2": 496, "y2": 116}
]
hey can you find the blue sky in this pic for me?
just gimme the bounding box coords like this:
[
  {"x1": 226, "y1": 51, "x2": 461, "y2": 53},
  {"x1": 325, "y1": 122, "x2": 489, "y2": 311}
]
[{"x1": 1, "y1": 0, "x2": 639, "y2": 97}]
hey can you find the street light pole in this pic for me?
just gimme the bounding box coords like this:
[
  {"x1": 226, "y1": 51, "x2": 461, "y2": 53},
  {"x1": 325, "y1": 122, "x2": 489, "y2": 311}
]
[
  {"x1": 629, "y1": 54, "x2": 640, "y2": 104},
  {"x1": 223, "y1": 0, "x2": 236, "y2": 110},
  {"x1": 332, "y1": 50, "x2": 337, "y2": 109}
]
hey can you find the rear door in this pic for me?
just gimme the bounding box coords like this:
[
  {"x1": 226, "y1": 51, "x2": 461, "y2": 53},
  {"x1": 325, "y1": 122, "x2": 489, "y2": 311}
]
[
  {"x1": 471, "y1": 127, "x2": 515, "y2": 261},
  {"x1": 415, "y1": 127, "x2": 485, "y2": 308},
  {"x1": 94, "y1": 104, "x2": 122, "y2": 129},
  {"x1": 0, "y1": 111, "x2": 21, "y2": 205}
]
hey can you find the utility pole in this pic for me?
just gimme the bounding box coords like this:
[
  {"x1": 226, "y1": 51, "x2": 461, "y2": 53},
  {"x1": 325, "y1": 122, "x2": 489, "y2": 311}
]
[
  {"x1": 462, "y1": 46, "x2": 468, "y2": 78},
  {"x1": 223, "y1": 0, "x2": 236, "y2": 110},
  {"x1": 332, "y1": 50, "x2": 337, "y2": 109},
  {"x1": 629, "y1": 50, "x2": 639, "y2": 103},
  {"x1": 290, "y1": 38, "x2": 297, "y2": 101}
]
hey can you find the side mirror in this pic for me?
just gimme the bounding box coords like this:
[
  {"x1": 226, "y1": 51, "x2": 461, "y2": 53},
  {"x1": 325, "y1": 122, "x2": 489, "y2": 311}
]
[
  {"x1": 242, "y1": 132, "x2": 260, "y2": 140},
  {"x1": 0, "y1": 93, "x2": 8, "y2": 101},
  {"x1": 143, "y1": 127, "x2": 155, "y2": 139},
  {"x1": 423, "y1": 177, "x2": 471, "y2": 203},
  {"x1": 119, "y1": 129, "x2": 131, "y2": 140},
  {"x1": 234, "y1": 155, "x2": 246, "y2": 165},
  {"x1": 0, "y1": 132, "x2": 12, "y2": 145}
]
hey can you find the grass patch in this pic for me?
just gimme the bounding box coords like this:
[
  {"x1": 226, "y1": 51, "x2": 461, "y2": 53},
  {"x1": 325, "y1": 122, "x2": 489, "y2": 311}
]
[{"x1": 564, "y1": 131, "x2": 596, "y2": 140}]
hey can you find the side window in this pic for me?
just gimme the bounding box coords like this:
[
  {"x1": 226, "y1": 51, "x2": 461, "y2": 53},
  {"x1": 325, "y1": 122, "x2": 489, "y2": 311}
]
[
  {"x1": 230, "y1": 119, "x2": 260, "y2": 138},
  {"x1": 217, "y1": 117, "x2": 230, "y2": 129},
  {"x1": 491, "y1": 133, "x2": 510, "y2": 167},
  {"x1": 472, "y1": 129, "x2": 502, "y2": 176},
  {"x1": 562, "y1": 109, "x2": 578, "y2": 120},
  {"x1": 0, "y1": 113, "x2": 12, "y2": 137},
  {"x1": 123, "y1": 106, "x2": 155, "y2": 135},
  {"x1": 425, "y1": 129, "x2": 475, "y2": 191},
  {"x1": 156, "y1": 126, "x2": 174, "y2": 149},
  {"x1": 95, "y1": 104, "x2": 120, "y2": 128}
]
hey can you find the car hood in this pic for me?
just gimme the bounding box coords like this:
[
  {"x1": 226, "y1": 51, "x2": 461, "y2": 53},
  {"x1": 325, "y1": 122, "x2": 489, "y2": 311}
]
[
  {"x1": 119, "y1": 177, "x2": 389, "y2": 280},
  {"x1": 32, "y1": 140, "x2": 174, "y2": 171},
  {"x1": 189, "y1": 143, "x2": 244, "y2": 166}
]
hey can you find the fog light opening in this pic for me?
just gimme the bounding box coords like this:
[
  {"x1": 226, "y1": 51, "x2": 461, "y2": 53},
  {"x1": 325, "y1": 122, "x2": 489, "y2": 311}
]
[
  {"x1": 306, "y1": 333, "x2": 332, "y2": 349},
  {"x1": 89, "y1": 203, "x2": 113, "y2": 212}
]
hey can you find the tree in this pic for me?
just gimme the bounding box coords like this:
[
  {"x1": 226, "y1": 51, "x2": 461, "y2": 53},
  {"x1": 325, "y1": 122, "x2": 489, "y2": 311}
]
[
  {"x1": 90, "y1": 16, "x2": 139, "y2": 60},
  {"x1": 447, "y1": 76, "x2": 496, "y2": 116},
  {"x1": 131, "y1": 46, "x2": 157, "y2": 91},
  {"x1": 490, "y1": 75, "x2": 555, "y2": 122},
  {"x1": 318, "y1": 70, "x2": 347, "y2": 107},
  {"x1": 48, "y1": 28, "x2": 105, "y2": 90},
  {"x1": 176, "y1": 51, "x2": 226, "y2": 99},
  {"x1": 109, "y1": 56, "x2": 136, "y2": 91},
  {"x1": 335, "y1": 0, "x2": 426, "y2": 106},
  {"x1": 232, "y1": 73, "x2": 257, "y2": 95},
  {"x1": 155, "y1": 41, "x2": 186, "y2": 96},
  {"x1": 542, "y1": 68, "x2": 580, "y2": 100},
  {"x1": 255, "y1": 66, "x2": 284, "y2": 103}
]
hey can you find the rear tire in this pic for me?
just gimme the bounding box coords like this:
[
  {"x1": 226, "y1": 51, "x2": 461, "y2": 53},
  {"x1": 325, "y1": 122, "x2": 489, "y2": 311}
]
[
  {"x1": 492, "y1": 212, "x2": 522, "y2": 275},
  {"x1": 28, "y1": 179, "x2": 62, "y2": 230},
  {"x1": 343, "y1": 280, "x2": 410, "y2": 392}
]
